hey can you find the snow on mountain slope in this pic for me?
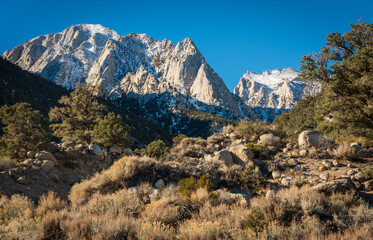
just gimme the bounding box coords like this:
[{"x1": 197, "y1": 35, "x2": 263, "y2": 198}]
[
  {"x1": 234, "y1": 68, "x2": 321, "y2": 112},
  {"x1": 3, "y1": 24, "x2": 255, "y2": 119}
]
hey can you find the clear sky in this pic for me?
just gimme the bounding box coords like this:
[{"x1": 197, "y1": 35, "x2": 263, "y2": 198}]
[{"x1": 1, "y1": 0, "x2": 372, "y2": 91}]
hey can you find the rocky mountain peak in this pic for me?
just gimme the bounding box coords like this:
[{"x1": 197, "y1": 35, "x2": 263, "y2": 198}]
[{"x1": 2, "y1": 24, "x2": 251, "y2": 119}]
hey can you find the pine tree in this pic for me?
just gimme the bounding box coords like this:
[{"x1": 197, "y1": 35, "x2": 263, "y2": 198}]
[
  {"x1": 0, "y1": 103, "x2": 51, "y2": 156},
  {"x1": 300, "y1": 21, "x2": 373, "y2": 137},
  {"x1": 93, "y1": 112, "x2": 131, "y2": 147},
  {"x1": 49, "y1": 84, "x2": 106, "y2": 143}
]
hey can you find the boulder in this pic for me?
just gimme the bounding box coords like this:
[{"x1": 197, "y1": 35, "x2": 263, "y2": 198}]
[
  {"x1": 122, "y1": 148, "x2": 132, "y2": 155},
  {"x1": 332, "y1": 160, "x2": 340, "y2": 167},
  {"x1": 322, "y1": 160, "x2": 332, "y2": 168},
  {"x1": 311, "y1": 179, "x2": 356, "y2": 194},
  {"x1": 347, "y1": 170, "x2": 356, "y2": 176},
  {"x1": 88, "y1": 144, "x2": 103, "y2": 156},
  {"x1": 41, "y1": 160, "x2": 54, "y2": 170},
  {"x1": 272, "y1": 171, "x2": 281, "y2": 179},
  {"x1": 17, "y1": 176, "x2": 29, "y2": 184},
  {"x1": 364, "y1": 180, "x2": 373, "y2": 191},
  {"x1": 350, "y1": 143, "x2": 360, "y2": 151},
  {"x1": 258, "y1": 133, "x2": 280, "y2": 147},
  {"x1": 154, "y1": 179, "x2": 166, "y2": 190},
  {"x1": 354, "y1": 172, "x2": 363, "y2": 182},
  {"x1": 109, "y1": 144, "x2": 122, "y2": 155},
  {"x1": 21, "y1": 159, "x2": 33, "y2": 167},
  {"x1": 62, "y1": 141, "x2": 75, "y2": 149},
  {"x1": 281, "y1": 177, "x2": 291, "y2": 187},
  {"x1": 298, "y1": 130, "x2": 323, "y2": 149},
  {"x1": 229, "y1": 144, "x2": 254, "y2": 167},
  {"x1": 299, "y1": 150, "x2": 308, "y2": 156},
  {"x1": 26, "y1": 151, "x2": 36, "y2": 158},
  {"x1": 319, "y1": 173, "x2": 329, "y2": 181},
  {"x1": 35, "y1": 151, "x2": 58, "y2": 167},
  {"x1": 214, "y1": 150, "x2": 233, "y2": 166}
]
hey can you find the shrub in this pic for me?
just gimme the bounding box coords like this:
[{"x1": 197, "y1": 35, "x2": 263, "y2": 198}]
[
  {"x1": 172, "y1": 134, "x2": 187, "y2": 146},
  {"x1": 335, "y1": 142, "x2": 360, "y2": 161},
  {"x1": 234, "y1": 120, "x2": 271, "y2": 141},
  {"x1": 0, "y1": 194, "x2": 34, "y2": 225},
  {"x1": 36, "y1": 192, "x2": 67, "y2": 216},
  {"x1": 0, "y1": 155, "x2": 17, "y2": 169},
  {"x1": 93, "y1": 112, "x2": 131, "y2": 148},
  {"x1": 246, "y1": 143, "x2": 268, "y2": 158},
  {"x1": 361, "y1": 167, "x2": 373, "y2": 180},
  {"x1": 178, "y1": 175, "x2": 212, "y2": 200},
  {"x1": 0, "y1": 103, "x2": 51, "y2": 157},
  {"x1": 139, "y1": 221, "x2": 174, "y2": 240},
  {"x1": 142, "y1": 139, "x2": 169, "y2": 159},
  {"x1": 178, "y1": 219, "x2": 229, "y2": 239}
]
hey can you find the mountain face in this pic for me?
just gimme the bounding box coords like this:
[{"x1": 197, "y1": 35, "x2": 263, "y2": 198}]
[
  {"x1": 234, "y1": 68, "x2": 320, "y2": 121},
  {"x1": 2, "y1": 24, "x2": 251, "y2": 119}
]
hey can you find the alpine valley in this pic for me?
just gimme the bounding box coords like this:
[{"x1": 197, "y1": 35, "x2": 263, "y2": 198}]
[{"x1": 2, "y1": 24, "x2": 319, "y2": 126}]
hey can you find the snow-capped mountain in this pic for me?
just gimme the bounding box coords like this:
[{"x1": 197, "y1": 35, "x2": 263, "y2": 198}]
[
  {"x1": 234, "y1": 68, "x2": 320, "y2": 112},
  {"x1": 2, "y1": 24, "x2": 255, "y2": 119}
]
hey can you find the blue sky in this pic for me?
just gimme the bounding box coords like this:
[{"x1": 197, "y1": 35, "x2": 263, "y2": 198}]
[{"x1": 1, "y1": 0, "x2": 372, "y2": 91}]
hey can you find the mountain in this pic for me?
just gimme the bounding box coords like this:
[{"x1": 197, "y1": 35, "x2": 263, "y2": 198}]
[
  {"x1": 234, "y1": 68, "x2": 321, "y2": 121},
  {"x1": 2, "y1": 24, "x2": 254, "y2": 120}
]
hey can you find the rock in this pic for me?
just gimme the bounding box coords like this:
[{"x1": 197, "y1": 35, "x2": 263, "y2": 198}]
[
  {"x1": 347, "y1": 163, "x2": 353, "y2": 168},
  {"x1": 364, "y1": 180, "x2": 373, "y2": 191},
  {"x1": 154, "y1": 179, "x2": 166, "y2": 190},
  {"x1": 298, "y1": 130, "x2": 323, "y2": 150},
  {"x1": 109, "y1": 144, "x2": 122, "y2": 155},
  {"x1": 229, "y1": 144, "x2": 254, "y2": 167},
  {"x1": 319, "y1": 165, "x2": 327, "y2": 171},
  {"x1": 26, "y1": 151, "x2": 36, "y2": 158},
  {"x1": 354, "y1": 172, "x2": 364, "y2": 182},
  {"x1": 319, "y1": 173, "x2": 329, "y2": 181},
  {"x1": 88, "y1": 144, "x2": 103, "y2": 156},
  {"x1": 350, "y1": 143, "x2": 360, "y2": 151},
  {"x1": 74, "y1": 143, "x2": 84, "y2": 151},
  {"x1": 299, "y1": 150, "x2": 308, "y2": 156},
  {"x1": 322, "y1": 160, "x2": 332, "y2": 168},
  {"x1": 337, "y1": 175, "x2": 351, "y2": 179},
  {"x1": 288, "y1": 158, "x2": 299, "y2": 166},
  {"x1": 149, "y1": 188, "x2": 161, "y2": 200},
  {"x1": 35, "y1": 151, "x2": 58, "y2": 167},
  {"x1": 204, "y1": 154, "x2": 213, "y2": 162},
  {"x1": 355, "y1": 181, "x2": 363, "y2": 190},
  {"x1": 281, "y1": 177, "x2": 291, "y2": 187},
  {"x1": 347, "y1": 170, "x2": 356, "y2": 176},
  {"x1": 266, "y1": 190, "x2": 275, "y2": 199},
  {"x1": 122, "y1": 148, "x2": 133, "y2": 155},
  {"x1": 62, "y1": 141, "x2": 75, "y2": 149},
  {"x1": 21, "y1": 159, "x2": 33, "y2": 167},
  {"x1": 229, "y1": 132, "x2": 239, "y2": 140},
  {"x1": 41, "y1": 160, "x2": 54, "y2": 170},
  {"x1": 258, "y1": 133, "x2": 280, "y2": 147},
  {"x1": 311, "y1": 179, "x2": 356, "y2": 194},
  {"x1": 214, "y1": 150, "x2": 233, "y2": 166},
  {"x1": 272, "y1": 171, "x2": 281, "y2": 179},
  {"x1": 283, "y1": 148, "x2": 289, "y2": 153},
  {"x1": 17, "y1": 176, "x2": 29, "y2": 184},
  {"x1": 128, "y1": 187, "x2": 138, "y2": 194},
  {"x1": 332, "y1": 160, "x2": 340, "y2": 167},
  {"x1": 48, "y1": 173, "x2": 60, "y2": 182},
  {"x1": 211, "y1": 189, "x2": 250, "y2": 205}
]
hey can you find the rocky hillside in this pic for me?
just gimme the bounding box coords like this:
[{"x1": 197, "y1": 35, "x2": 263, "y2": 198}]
[
  {"x1": 234, "y1": 68, "x2": 321, "y2": 121},
  {"x1": 2, "y1": 24, "x2": 254, "y2": 119}
]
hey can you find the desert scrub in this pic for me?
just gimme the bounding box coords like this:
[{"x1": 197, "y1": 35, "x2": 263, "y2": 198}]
[
  {"x1": 0, "y1": 155, "x2": 17, "y2": 169},
  {"x1": 142, "y1": 196, "x2": 192, "y2": 227},
  {"x1": 0, "y1": 194, "x2": 34, "y2": 225},
  {"x1": 177, "y1": 175, "x2": 212, "y2": 200},
  {"x1": 139, "y1": 221, "x2": 175, "y2": 240},
  {"x1": 178, "y1": 219, "x2": 229, "y2": 239},
  {"x1": 247, "y1": 142, "x2": 268, "y2": 158},
  {"x1": 335, "y1": 142, "x2": 361, "y2": 161},
  {"x1": 232, "y1": 170, "x2": 265, "y2": 195},
  {"x1": 361, "y1": 167, "x2": 373, "y2": 180},
  {"x1": 69, "y1": 156, "x2": 160, "y2": 206},
  {"x1": 36, "y1": 192, "x2": 67, "y2": 216}
]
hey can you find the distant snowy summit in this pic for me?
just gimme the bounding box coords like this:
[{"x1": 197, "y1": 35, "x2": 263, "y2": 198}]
[{"x1": 234, "y1": 68, "x2": 320, "y2": 110}]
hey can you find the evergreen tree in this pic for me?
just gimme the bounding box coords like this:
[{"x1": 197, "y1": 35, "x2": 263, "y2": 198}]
[
  {"x1": 300, "y1": 21, "x2": 373, "y2": 137},
  {"x1": 0, "y1": 103, "x2": 51, "y2": 156},
  {"x1": 49, "y1": 84, "x2": 106, "y2": 143},
  {"x1": 93, "y1": 112, "x2": 131, "y2": 147}
]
